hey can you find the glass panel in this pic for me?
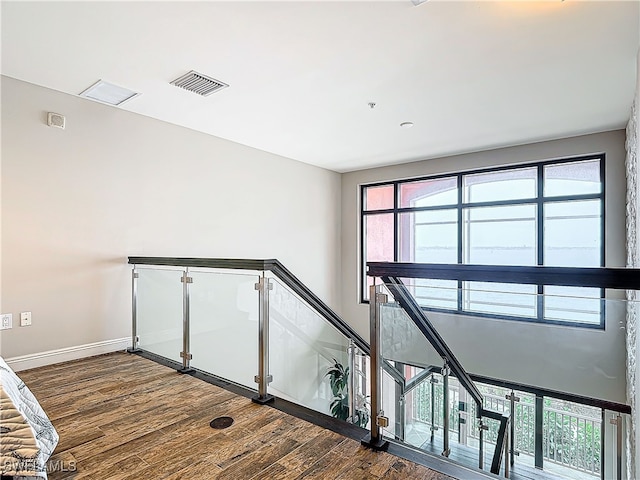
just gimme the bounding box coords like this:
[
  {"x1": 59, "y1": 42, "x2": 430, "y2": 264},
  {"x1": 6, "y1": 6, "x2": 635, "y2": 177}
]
[
  {"x1": 380, "y1": 303, "x2": 443, "y2": 373},
  {"x1": 463, "y1": 167, "x2": 537, "y2": 203},
  {"x1": 189, "y1": 270, "x2": 259, "y2": 389},
  {"x1": 544, "y1": 200, "x2": 601, "y2": 267},
  {"x1": 380, "y1": 301, "x2": 483, "y2": 469},
  {"x1": 364, "y1": 184, "x2": 394, "y2": 211},
  {"x1": 429, "y1": 294, "x2": 628, "y2": 405},
  {"x1": 463, "y1": 204, "x2": 537, "y2": 266},
  {"x1": 407, "y1": 278, "x2": 458, "y2": 310},
  {"x1": 399, "y1": 177, "x2": 457, "y2": 208},
  {"x1": 403, "y1": 365, "x2": 441, "y2": 447},
  {"x1": 378, "y1": 286, "x2": 628, "y2": 478},
  {"x1": 544, "y1": 159, "x2": 601, "y2": 197},
  {"x1": 380, "y1": 302, "x2": 442, "y2": 442},
  {"x1": 365, "y1": 213, "x2": 394, "y2": 263},
  {"x1": 269, "y1": 278, "x2": 351, "y2": 416},
  {"x1": 543, "y1": 286, "x2": 601, "y2": 325},
  {"x1": 136, "y1": 267, "x2": 183, "y2": 362},
  {"x1": 399, "y1": 210, "x2": 457, "y2": 264},
  {"x1": 352, "y1": 349, "x2": 371, "y2": 429},
  {"x1": 364, "y1": 213, "x2": 394, "y2": 299},
  {"x1": 464, "y1": 282, "x2": 537, "y2": 318}
]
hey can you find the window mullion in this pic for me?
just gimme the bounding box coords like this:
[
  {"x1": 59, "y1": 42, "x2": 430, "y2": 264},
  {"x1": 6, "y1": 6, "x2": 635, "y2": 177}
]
[
  {"x1": 360, "y1": 185, "x2": 365, "y2": 302},
  {"x1": 537, "y1": 164, "x2": 544, "y2": 322},
  {"x1": 457, "y1": 174, "x2": 464, "y2": 312},
  {"x1": 394, "y1": 182, "x2": 399, "y2": 263}
]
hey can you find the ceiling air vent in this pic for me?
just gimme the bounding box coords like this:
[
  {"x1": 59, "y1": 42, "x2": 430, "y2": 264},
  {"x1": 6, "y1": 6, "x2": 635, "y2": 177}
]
[{"x1": 170, "y1": 70, "x2": 228, "y2": 96}]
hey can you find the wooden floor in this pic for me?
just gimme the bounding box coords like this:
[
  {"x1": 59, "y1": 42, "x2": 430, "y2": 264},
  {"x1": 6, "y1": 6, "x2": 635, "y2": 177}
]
[{"x1": 19, "y1": 352, "x2": 454, "y2": 480}]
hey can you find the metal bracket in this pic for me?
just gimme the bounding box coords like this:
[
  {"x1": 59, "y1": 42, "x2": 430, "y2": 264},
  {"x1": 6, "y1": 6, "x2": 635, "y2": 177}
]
[
  {"x1": 180, "y1": 276, "x2": 193, "y2": 284},
  {"x1": 254, "y1": 374, "x2": 273, "y2": 384},
  {"x1": 179, "y1": 352, "x2": 193, "y2": 360},
  {"x1": 430, "y1": 377, "x2": 439, "y2": 384},
  {"x1": 479, "y1": 424, "x2": 489, "y2": 431},
  {"x1": 376, "y1": 416, "x2": 389, "y2": 428},
  {"x1": 133, "y1": 272, "x2": 139, "y2": 279},
  {"x1": 505, "y1": 393, "x2": 521, "y2": 402},
  {"x1": 610, "y1": 417, "x2": 621, "y2": 426},
  {"x1": 430, "y1": 426, "x2": 439, "y2": 432},
  {"x1": 375, "y1": 293, "x2": 388, "y2": 303},
  {"x1": 254, "y1": 280, "x2": 274, "y2": 291},
  {"x1": 135, "y1": 335, "x2": 140, "y2": 343}
]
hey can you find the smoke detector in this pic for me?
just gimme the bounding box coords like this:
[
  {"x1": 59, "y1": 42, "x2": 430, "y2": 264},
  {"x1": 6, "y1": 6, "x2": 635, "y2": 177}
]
[{"x1": 170, "y1": 70, "x2": 229, "y2": 96}]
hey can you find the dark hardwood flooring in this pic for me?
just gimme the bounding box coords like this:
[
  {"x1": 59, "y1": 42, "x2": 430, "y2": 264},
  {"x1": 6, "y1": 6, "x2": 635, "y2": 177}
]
[{"x1": 18, "y1": 352, "x2": 456, "y2": 480}]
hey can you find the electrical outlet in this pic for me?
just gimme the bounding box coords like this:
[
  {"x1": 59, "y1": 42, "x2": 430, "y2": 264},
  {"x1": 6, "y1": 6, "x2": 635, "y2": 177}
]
[
  {"x1": 1, "y1": 314, "x2": 12, "y2": 330},
  {"x1": 20, "y1": 312, "x2": 32, "y2": 327}
]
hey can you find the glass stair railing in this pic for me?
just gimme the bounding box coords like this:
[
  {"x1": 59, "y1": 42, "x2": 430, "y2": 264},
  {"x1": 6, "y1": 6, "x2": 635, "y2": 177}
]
[
  {"x1": 128, "y1": 256, "x2": 637, "y2": 480},
  {"x1": 367, "y1": 261, "x2": 638, "y2": 480},
  {"x1": 366, "y1": 280, "x2": 511, "y2": 477},
  {"x1": 128, "y1": 257, "x2": 370, "y2": 425}
]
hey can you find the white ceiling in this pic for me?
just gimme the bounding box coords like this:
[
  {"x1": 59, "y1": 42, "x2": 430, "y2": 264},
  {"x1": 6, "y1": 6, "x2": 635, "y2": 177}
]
[{"x1": 2, "y1": 1, "x2": 638, "y2": 172}]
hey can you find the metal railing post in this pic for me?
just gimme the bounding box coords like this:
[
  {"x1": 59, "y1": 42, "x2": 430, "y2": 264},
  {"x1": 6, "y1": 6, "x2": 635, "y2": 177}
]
[
  {"x1": 504, "y1": 417, "x2": 510, "y2": 478},
  {"x1": 479, "y1": 419, "x2": 487, "y2": 469},
  {"x1": 178, "y1": 268, "x2": 194, "y2": 373},
  {"x1": 534, "y1": 394, "x2": 544, "y2": 470},
  {"x1": 127, "y1": 267, "x2": 140, "y2": 353},
  {"x1": 397, "y1": 388, "x2": 406, "y2": 441},
  {"x1": 506, "y1": 389, "x2": 520, "y2": 467},
  {"x1": 252, "y1": 274, "x2": 274, "y2": 404},
  {"x1": 442, "y1": 360, "x2": 451, "y2": 457},
  {"x1": 361, "y1": 284, "x2": 389, "y2": 450},
  {"x1": 609, "y1": 414, "x2": 622, "y2": 480},
  {"x1": 348, "y1": 340, "x2": 356, "y2": 423},
  {"x1": 430, "y1": 374, "x2": 438, "y2": 442},
  {"x1": 459, "y1": 384, "x2": 467, "y2": 445}
]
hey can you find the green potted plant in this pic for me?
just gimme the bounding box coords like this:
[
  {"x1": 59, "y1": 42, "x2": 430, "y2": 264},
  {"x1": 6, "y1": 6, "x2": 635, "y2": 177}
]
[{"x1": 326, "y1": 358, "x2": 369, "y2": 428}]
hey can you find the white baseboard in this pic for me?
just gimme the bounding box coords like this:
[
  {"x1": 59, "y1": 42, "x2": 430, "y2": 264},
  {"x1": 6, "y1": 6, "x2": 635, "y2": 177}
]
[{"x1": 4, "y1": 337, "x2": 131, "y2": 372}]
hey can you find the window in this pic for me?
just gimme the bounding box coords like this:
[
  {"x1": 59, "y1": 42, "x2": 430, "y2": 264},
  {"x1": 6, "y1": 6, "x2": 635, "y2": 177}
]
[{"x1": 361, "y1": 155, "x2": 605, "y2": 327}]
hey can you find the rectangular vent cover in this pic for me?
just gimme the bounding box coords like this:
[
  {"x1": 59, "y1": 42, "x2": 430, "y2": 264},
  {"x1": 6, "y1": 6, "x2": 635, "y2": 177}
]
[{"x1": 170, "y1": 71, "x2": 228, "y2": 96}]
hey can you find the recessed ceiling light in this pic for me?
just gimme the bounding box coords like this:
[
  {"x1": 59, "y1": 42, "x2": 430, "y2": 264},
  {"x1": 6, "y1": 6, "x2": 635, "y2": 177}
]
[
  {"x1": 79, "y1": 80, "x2": 140, "y2": 106},
  {"x1": 400, "y1": 122, "x2": 414, "y2": 129}
]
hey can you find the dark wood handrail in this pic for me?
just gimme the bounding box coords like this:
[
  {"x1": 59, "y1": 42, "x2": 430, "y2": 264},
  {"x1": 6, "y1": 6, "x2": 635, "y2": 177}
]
[
  {"x1": 367, "y1": 262, "x2": 640, "y2": 290},
  {"x1": 381, "y1": 275, "x2": 484, "y2": 411}
]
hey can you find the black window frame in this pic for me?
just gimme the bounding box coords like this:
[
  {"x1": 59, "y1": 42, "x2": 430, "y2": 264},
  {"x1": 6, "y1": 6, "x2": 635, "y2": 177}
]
[{"x1": 360, "y1": 154, "x2": 606, "y2": 329}]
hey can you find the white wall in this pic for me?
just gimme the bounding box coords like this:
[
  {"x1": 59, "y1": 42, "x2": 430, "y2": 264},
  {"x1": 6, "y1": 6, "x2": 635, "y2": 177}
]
[
  {"x1": 342, "y1": 130, "x2": 628, "y2": 403},
  {"x1": 0, "y1": 76, "x2": 342, "y2": 359}
]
